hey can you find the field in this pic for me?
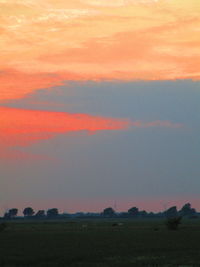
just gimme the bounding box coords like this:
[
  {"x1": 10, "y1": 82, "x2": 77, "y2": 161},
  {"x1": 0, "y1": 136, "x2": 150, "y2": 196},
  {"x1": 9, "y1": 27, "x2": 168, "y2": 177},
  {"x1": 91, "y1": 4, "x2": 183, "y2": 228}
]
[{"x1": 0, "y1": 219, "x2": 200, "y2": 266}]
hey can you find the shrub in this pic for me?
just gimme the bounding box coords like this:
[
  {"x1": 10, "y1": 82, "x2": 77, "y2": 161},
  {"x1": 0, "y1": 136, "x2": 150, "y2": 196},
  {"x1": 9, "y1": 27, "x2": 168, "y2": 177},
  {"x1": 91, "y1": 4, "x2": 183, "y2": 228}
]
[
  {"x1": 166, "y1": 216, "x2": 182, "y2": 230},
  {"x1": 0, "y1": 223, "x2": 7, "y2": 233}
]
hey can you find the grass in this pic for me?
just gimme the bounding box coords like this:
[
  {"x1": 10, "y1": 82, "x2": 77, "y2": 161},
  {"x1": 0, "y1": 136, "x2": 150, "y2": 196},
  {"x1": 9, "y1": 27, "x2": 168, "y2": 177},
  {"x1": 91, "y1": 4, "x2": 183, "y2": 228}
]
[{"x1": 0, "y1": 219, "x2": 199, "y2": 266}]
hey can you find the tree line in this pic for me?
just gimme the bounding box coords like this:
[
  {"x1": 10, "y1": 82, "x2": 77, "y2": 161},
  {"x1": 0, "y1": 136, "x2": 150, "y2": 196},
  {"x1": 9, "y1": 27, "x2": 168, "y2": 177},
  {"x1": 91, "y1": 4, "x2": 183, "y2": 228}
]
[
  {"x1": 102, "y1": 203, "x2": 197, "y2": 218},
  {"x1": 4, "y1": 208, "x2": 59, "y2": 219},
  {"x1": 1, "y1": 203, "x2": 198, "y2": 220}
]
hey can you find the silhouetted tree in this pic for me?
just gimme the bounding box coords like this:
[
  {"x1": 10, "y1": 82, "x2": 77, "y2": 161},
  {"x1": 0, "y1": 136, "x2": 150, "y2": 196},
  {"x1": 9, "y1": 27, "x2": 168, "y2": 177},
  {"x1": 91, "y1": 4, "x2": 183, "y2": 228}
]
[
  {"x1": 102, "y1": 207, "x2": 115, "y2": 217},
  {"x1": 139, "y1": 210, "x2": 148, "y2": 217},
  {"x1": 128, "y1": 207, "x2": 139, "y2": 217},
  {"x1": 179, "y1": 203, "x2": 196, "y2": 217},
  {"x1": 166, "y1": 216, "x2": 182, "y2": 230},
  {"x1": 35, "y1": 210, "x2": 45, "y2": 218},
  {"x1": 47, "y1": 208, "x2": 59, "y2": 218},
  {"x1": 23, "y1": 207, "x2": 34, "y2": 217},
  {"x1": 0, "y1": 223, "x2": 7, "y2": 232},
  {"x1": 165, "y1": 206, "x2": 178, "y2": 218},
  {"x1": 3, "y1": 209, "x2": 18, "y2": 219},
  {"x1": 3, "y1": 212, "x2": 10, "y2": 219},
  {"x1": 8, "y1": 208, "x2": 18, "y2": 218}
]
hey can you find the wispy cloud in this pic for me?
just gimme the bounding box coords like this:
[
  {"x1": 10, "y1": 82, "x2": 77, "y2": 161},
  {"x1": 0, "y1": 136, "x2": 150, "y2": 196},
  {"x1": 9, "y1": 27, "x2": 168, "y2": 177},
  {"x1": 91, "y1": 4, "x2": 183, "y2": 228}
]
[
  {"x1": 131, "y1": 120, "x2": 182, "y2": 128},
  {"x1": 0, "y1": 107, "x2": 182, "y2": 150},
  {"x1": 0, "y1": 0, "x2": 199, "y2": 102},
  {"x1": 0, "y1": 107, "x2": 131, "y2": 147}
]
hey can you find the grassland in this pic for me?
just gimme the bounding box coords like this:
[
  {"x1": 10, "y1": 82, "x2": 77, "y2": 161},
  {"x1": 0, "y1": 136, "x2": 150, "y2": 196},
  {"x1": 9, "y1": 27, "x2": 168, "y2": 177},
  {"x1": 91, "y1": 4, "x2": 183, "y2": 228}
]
[{"x1": 0, "y1": 219, "x2": 200, "y2": 266}]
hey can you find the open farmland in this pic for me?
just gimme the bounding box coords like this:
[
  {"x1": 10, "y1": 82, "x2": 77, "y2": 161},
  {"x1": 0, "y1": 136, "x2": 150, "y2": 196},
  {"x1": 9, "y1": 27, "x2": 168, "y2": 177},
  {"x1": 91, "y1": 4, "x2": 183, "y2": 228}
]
[{"x1": 0, "y1": 219, "x2": 200, "y2": 267}]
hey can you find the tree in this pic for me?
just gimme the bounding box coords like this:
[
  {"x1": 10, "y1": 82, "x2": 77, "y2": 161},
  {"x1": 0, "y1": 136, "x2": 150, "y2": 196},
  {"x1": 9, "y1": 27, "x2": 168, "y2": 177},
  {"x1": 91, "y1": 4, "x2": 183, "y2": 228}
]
[
  {"x1": 23, "y1": 207, "x2": 34, "y2": 217},
  {"x1": 35, "y1": 210, "x2": 45, "y2": 218},
  {"x1": 3, "y1": 208, "x2": 18, "y2": 219},
  {"x1": 165, "y1": 206, "x2": 178, "y2": 218},
  {"x1": 3, "y1": 212, "x2": 10, "y2": 219},
  {"x1": 102, "y1": 207, "x2": 115, "y2": 217},
  {"x1": 166, "y1": 216, "x2": 182, "y2": 230},
  {"x1": 0, "y1": 223, "x2": 7, "y2": 233},
  {"x1": 139, "y1": 210, "x2": 147, "y2": 217},
  {"x1": 128, "y1": 207, "x2": 139, "y2": 217},
  {"x1": 8, "y1": 208, "x2": 18, "y2": 218},
  {"x1": 179, "y1": 203, "x2": 196, "y2": 217},
  {"x1": 47, "y1": 208, "x2": 59, "y2": 218}
]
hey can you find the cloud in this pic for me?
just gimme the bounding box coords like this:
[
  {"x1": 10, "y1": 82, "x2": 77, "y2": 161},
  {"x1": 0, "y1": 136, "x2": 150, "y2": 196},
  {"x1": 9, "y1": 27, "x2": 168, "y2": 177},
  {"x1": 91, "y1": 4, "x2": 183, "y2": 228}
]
[
  {"x1": 0, "y1": 105, "x2": 182, "y2": 160},
  {"x1": 82, "y1": 0, "x2": 163, "y2": 7},
  {"x1": 0, "y1": 0, "x2": 199, "y2": 103},
  {"x1": 131, "y1": 120, "x2": 182, "y2": 128},
  {"x1": 0, "y1": 69, "x2": 83, "y2": 101},
  {"x1": 0, "y1": 107, "x2": 131, "y2": 147},
  {"x1": 40, "y1": 17, "x2": 200, "y2": 80},
  {"x1": 0, "y1": 107, "x2": 182, "y2": 149}
]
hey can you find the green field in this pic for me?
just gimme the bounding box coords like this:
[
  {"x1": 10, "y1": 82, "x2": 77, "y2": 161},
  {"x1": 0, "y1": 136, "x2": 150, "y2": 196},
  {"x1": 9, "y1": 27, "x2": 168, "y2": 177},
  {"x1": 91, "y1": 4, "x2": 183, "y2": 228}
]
[{"x1": 0, "y1": 219, "x2": 200, "y2": 266}]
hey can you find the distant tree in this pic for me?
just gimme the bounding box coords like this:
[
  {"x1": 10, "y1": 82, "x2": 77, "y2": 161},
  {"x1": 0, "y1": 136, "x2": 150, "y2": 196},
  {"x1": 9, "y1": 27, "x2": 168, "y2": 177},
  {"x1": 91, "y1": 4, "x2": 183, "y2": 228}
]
[
  {"x1": 102, "y1": 207, "x2": 115, "y2": 217},
  {"x1": 3, "y1": 209, "x2": 18, "y2": 219},
  {"x1": 8, "y1": 208, "x2": 18, "y2": 218},
  {"x1": 35, "y1": 210, "x2": 45, "y2": 218},
  {"x1": 139, "y1": 210, "x2": 148, "y2": 217},
  {"x1": 23, "y1": 207, "x2": 34, "y2": 217},
  {"x1": 179, "y1": 203, "x2": 196, "y2": 217},
  {"x1": 128, "y1": 207, "x2": 139, "y2": 217},
  {"x1": 165, "y1": 206, "x2": 178, "y2": 218},
  {"x1": 3, "y1": 212, "x2": 10, "y2": 219},
  {"x1": 166, "y1": 216, "x2": 182, "y2": 230},
  {"x1": 0, "y1": 223, "x2": 7, "y2": 233},
  {"x1": 47, "y1": 208, "x2": 59, "y2": 218}
]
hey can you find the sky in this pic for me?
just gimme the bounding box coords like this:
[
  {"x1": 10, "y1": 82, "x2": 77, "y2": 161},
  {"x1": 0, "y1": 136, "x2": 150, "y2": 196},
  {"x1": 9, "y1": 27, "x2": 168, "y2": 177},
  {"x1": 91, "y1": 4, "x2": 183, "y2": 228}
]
[{"x1": 0, "y1": 0, "x2": 200, "y2": 214}]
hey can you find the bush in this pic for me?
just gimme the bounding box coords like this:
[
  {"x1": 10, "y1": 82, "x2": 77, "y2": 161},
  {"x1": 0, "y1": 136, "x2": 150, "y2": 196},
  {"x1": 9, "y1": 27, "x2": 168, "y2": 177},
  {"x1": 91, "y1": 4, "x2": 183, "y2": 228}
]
[
  {"x1": 0, "y1": 223, "x2": 7, "y2": 233},
  {"x1": 166, "y1": 216, "x2": 182, "y2": 230}
]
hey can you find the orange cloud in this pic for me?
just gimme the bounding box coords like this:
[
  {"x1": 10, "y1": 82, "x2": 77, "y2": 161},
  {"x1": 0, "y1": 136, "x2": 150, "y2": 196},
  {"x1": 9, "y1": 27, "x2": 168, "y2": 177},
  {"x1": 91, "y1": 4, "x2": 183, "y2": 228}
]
[
  {"x1": 0, "y1": 0, "x2": 199, "y2": 101},
  {"x1": 0, "y1": 107, "x2": 182, "y2": 148},
  {"x1": 0, "y1": 69, "x2": 84, "y2": 101},
  {"x1": 0, "y1": 107, "x2": 131, "y2": 146}
]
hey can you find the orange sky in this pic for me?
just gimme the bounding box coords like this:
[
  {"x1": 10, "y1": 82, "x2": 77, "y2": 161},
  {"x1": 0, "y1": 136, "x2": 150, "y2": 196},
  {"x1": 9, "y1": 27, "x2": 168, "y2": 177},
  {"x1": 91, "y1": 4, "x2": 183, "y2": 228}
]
[
  {"x1": 0, "y1": 1, "x2": 199, "y2": 212},
  {"x1": 0, "y1": 0, "x2": 189, "y2": 154},
  {"x1": 0, "y1": 107, "x2": 131, "y2": 146},
  {"x1": 0, "y1": 106, "x2": 182, "y2": 149},
  {"x1": 0, "y1": 0, "x2": 200, "y2": 101}
]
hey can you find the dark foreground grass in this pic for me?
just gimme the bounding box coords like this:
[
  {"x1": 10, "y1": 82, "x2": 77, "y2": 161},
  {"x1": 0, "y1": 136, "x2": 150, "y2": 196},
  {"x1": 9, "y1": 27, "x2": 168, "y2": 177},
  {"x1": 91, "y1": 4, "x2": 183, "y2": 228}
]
[{"x1": 0, "y1": 219, "x2": 200, "y2": 266}]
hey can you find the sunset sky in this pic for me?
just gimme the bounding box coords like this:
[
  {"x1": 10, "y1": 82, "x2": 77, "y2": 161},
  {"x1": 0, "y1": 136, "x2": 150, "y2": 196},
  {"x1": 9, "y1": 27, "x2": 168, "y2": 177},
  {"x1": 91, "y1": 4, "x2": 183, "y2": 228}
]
[{"x1": 0, "y1": 0, "x2": 200, "y2": 214}]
